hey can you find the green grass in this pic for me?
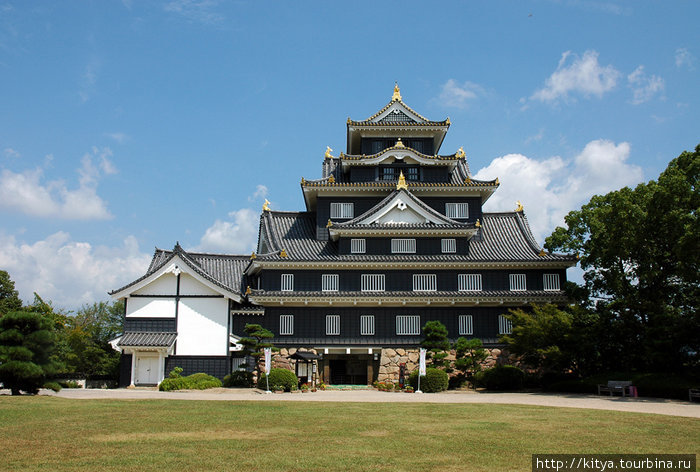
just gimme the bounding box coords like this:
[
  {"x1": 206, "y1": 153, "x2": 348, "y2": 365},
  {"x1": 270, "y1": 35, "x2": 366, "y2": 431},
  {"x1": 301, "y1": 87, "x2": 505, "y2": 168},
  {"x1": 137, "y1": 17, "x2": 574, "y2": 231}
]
[{"x1": 0, "y1": 397, "x2": 698, "y2": 471}]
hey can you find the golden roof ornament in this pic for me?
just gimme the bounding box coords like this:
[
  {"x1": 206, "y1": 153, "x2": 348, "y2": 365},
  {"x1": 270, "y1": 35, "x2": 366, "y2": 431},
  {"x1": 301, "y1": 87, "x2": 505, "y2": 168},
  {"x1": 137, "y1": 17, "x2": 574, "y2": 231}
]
[
  {"x1": 495, "y1": 178, "x2": 500, "y2": 185},
  {"x1": 262, "y1": 199, "x2": 271, "y2": 212},
  {"x1": 279, "y1": 248, "x2": 288, "y2": 258},
  {"x1": 325, "y1": 146, "x2": 334, "y2": 159},
  {"x1": 464, "y1": 175, "x2": 472, "y2": 184},
  {"x1": 475, "y1": 219, "x2": 481, "y2": 228},
  {"x1": 394, "y1": 138, "x2": 405, "y2": 148},
  {"x1": 396, "y1": 171, "x2": 408, "y2": 190},
  {"x1": 515, "y1": 201, "x2": 524, "y2": 212},
  {"x1": 539, "y1": 249, "x2": 547, "y2": 257},
  {"x1": 328, "y1": 174, "x2": 335, "y2": 184},
  {"x1": 392, "y1": 82, "x2": 402, "y2": 101},
  {"x1": 300, "y1": 177, "x2": 305, "y2": 185},
  {"x1": 446, "y1": 117, "x2": 451, "y2": 125},
  {"x1": 456, "y1": 147, "x2": 466, "y2": 158},
  {"x1": 326, "y1": 219, "x2": 333, "y2": 228},
  {"x1": 250, "y1": 251, "x2": 257, "y2": 260},
  {"x1": 245, "y1": 286, "x2": 252, "y2": 295}
]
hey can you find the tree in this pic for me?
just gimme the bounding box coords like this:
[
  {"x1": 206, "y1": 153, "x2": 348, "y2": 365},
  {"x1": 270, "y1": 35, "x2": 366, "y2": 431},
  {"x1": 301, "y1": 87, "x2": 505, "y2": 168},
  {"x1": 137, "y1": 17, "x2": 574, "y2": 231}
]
[
  {"x1": 546, "y1": 145, "x2": 700, "y2": 371},
  {"x1": 420, "y1": 320, "x2": 450, "y2": 370},
  {"x1": 0, "y1": 311, "x2": 58, "y2": 395},
  {"x1": 453, "y1": 337, "x2": 488, "y2": 380},
  {"x1": 238, "y1": 323, "x2": 275, "y2": 376},
  {"x1": 0, "y1": 270, "x2": 22, "y2": 317}
]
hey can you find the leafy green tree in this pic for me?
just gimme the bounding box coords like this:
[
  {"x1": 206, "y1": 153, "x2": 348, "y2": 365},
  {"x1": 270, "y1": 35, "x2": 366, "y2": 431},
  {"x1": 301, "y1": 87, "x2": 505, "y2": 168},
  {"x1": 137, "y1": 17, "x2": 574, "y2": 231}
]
[
  {"x1": 546, "y1": 145, "x2": 699, "y2": 371},
  {"x1": 0, "y1": 270, "x2": 22, "y2": 317},
  {"x1": 238, "y1": 323, "x2": 275, "y2": 375},
  {"x1": 421, "y1": 320, "x2": 450, "y2": 370},
  {"x1": 453, "y1": 337, "x2": 488, "y2": 379},
  {"x1": 0, "y1": 311, "x2": 59, "y2": 395}
]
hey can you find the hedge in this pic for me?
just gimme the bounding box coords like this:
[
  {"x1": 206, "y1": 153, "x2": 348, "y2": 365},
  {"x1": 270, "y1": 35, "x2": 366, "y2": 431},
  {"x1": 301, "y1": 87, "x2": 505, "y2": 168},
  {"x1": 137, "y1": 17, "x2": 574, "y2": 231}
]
[
  {"x1": 158, "y1": 372, "x2": 222, "y2": 391},
  {"x1": 477, "y1": 365, "x2": 525, "y2": 391},
  {"x1": 223, "y1": 370, "x2": 254, "y2": 388},
  {"x1": 257, "y1": 368, "x2": 298, "y2": 391},
  {"x1": 408, "y1": 368, "x2": 448, "y2": 393}
]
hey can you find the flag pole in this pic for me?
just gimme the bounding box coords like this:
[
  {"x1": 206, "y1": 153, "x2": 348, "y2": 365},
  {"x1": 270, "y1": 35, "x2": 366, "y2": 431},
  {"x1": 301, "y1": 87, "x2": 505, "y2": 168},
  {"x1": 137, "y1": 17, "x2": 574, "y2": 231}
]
[
  {"x1": 264, "y1": 347, "x2": 272, "y2": 394},
  {"x1": 417, "y1": 348, "x2": 426, "y2": 394}
]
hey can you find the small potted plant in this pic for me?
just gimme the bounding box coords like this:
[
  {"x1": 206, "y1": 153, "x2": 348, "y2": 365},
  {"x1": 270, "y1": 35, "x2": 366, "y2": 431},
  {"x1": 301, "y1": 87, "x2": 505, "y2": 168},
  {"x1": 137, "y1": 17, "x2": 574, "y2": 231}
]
[
  {"x1": 290, "y1": 384, "x2": 300, "y2": 393},
  {"x1": 405, "y1": 386, "x2": 414, "y2": 393},
  {"x1": 273, "y1": 385, "x2": 284, "y2": 394},
  {"x1": 317, "y1": 382, "x2": 326, "y2": 391},
  {"x1": 300, "y1": 383, "x2": 309, "y2": 393}
]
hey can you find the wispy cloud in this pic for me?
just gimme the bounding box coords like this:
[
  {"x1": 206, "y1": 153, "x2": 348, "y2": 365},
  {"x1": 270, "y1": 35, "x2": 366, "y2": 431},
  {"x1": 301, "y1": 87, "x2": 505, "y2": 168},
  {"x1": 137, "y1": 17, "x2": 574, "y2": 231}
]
[
  {"x1": 675, "y1": 48, "x2": 696, "y2": 70},
  {"x1": 435, "y1": 79, "x2": 485, "y2": 109},
  {"x1": 104, "y1": 132, "x2": 129, "y2": 144},
  {"x1": 627, "y1": 66, "x2": 664, "y2": 105},
  {"x1": 79, "y1": 58, "x2": 100, "y2": 103},
  {"x1": 530, "y1": 50, "x2": 620, "y2": 104},
  {"x1": 164, "y1": 0, "x2": 224, "y2": 24},
  {"x1": 248, "y1": 184, "x2": 268, "y2": 202},
  {"x1": 3, "y1": 147, "x2": 20, "y2": 158}
]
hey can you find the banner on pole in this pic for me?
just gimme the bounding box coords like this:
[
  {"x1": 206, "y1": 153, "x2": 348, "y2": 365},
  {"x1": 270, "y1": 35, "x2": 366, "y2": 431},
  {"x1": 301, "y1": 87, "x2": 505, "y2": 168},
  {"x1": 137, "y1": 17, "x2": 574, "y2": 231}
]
[
  {"x1": 419, "y1": 348, "x2": 426, "y2": 376},
  {"x1": 264, "y1": 347, "x2": 271, "y2": 375}
]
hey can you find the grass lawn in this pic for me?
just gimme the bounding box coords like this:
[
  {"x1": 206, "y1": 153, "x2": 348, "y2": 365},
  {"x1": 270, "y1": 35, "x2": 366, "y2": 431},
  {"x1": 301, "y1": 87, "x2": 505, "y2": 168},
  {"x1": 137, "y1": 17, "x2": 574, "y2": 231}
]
[{"x1": 0, "y1": 397, "x2": 697, "y2": 471}]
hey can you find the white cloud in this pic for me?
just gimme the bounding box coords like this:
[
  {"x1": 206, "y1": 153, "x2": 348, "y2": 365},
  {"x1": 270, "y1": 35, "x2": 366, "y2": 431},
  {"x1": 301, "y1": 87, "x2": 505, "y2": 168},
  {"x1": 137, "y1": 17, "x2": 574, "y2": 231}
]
[
  {"x1": 249, "y1": 184, "x2": 268, "y2": 202},
  {"x1": 436, "y1": 79, "x2": 485, "y2": 109},
  {"x1": 474, "y1": 139, "x2": 643, "y2": 243},
  {"x1": 105, "y1": 132, "x2": 129, "y2": 144},
  {"x1": 531, "y1": 50, "x2": 620, "y2": 103},
  {"x1": 195, "y1": 208, "x2": 259, "y2": 254},
  {"x1": 164, "y1": 0, "x2": 224, "y2": 24},
  {"x1": 0, "y1": 232, "x2": 151, "y2": 309},
  {"x1": 79, "y1": 59, "x2": 100, "y2": 103},
  {"x1": 627, "y1": 66, "x2": 664, "y2": 105},
  {"x1": 0, "y1": 147, "x2": 115, "y2": 220},
  {"x1": 3, "y1": 147, "x2": 20, "y2": 158},
  {"x1": 675, "y1": 48, "x2": 695, "y2": 69}
]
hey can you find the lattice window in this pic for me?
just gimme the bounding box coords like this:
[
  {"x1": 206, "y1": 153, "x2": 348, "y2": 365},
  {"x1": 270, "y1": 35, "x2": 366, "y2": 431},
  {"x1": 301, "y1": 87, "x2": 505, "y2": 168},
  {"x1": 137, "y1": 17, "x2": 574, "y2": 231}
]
[
  {"x1": 543, "y1": 273, "x2": 560, "y2": 291},
  {"x1": 360, "y1": 315, "x2": 375, "y2": 336},
  {"x1": 391, "y1": 238, "x2": 416, "y2": 254},
  {"x1": 459, "y1": 315, "x2": 473, "y2": 336},
  {"x1": 406, "y1": 167, "x2": 419, "y2": 181},
  {"x1": 350, "y1": 239, "x2": 366, "y2": 254},
  {"x1": 361, "y1": 274, "x2": 385, "y2": 292},
  {"x1": 396, "y1": 315, "x2": 420, "y2": 335},
  {"x1": 326, "y1": 315, "x2": 340, "y2": 336},
  {"x1": 509, "y1": 274, "x2": 527, "y2": 292},
  {"x1": 412, "y1": 274, "x2": 437, "y2": 292},
  {"x1": 445, "y1": 202, "x2": 469, "y2": 219},
  {"x1": 279, "y1": 315, "x2": 294, "y2": 335},
  {"x1": 499, "y1": 315, "x2": 512, "y2": 335},
  {"x1": 330, "y1": 202, "x2": 354, "y2": 219},
  {"x1": 458, "y1": 274, "x2": 482, "y2": 291},
  {"x1": 281, "y1": 274, "x2": 294, "y2": 292},
  {"x1": 322, "y1": 274, "x2": 339, "y2": 292},
  {"x1": 441, "y1": 238, "x2": 456, "y2": 253}
]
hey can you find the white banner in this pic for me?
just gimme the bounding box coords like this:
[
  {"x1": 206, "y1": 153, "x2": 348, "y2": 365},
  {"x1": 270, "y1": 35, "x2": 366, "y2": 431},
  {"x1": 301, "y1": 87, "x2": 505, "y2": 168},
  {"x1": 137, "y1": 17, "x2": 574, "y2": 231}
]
[
  {"x1": 264, "y1": 347, "x2": 271, "y2": 375},
  {"x1": 419, "y1": 348, "x2": 426, "y2": 376}
]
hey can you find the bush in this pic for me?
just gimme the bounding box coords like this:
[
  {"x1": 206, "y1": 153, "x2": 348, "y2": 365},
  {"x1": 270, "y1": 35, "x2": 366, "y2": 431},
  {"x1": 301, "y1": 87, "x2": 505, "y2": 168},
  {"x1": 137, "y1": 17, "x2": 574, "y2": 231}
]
[
  {"x1": 479, "y1": 365, "x2": 525, "y2": 391},
  {"x1": 58, "y1": 380, "x2": 81, "y2": 389},
  {"x1": 223, "y1": 370, "x2": 254, "y2": 388},
  {"x1": 408, "y1": 368, "x2": 449, "y2": 393},
  {"x1": 257, "y1": 368, "x2": 298, "y2": 392},
  {"x1": 158, "y1": 372, "x2": 222, "y2": 391},
  {"x1": 43, "y1": 381, "x2": 62, "y2": 392}
]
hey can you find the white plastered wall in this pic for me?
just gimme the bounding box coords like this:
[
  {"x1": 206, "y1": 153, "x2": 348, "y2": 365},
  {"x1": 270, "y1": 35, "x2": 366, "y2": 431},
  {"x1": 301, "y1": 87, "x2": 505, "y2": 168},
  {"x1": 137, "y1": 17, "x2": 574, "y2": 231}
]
[{"x1": 176, "y1": 297, "x2": 228, "y2": 356}]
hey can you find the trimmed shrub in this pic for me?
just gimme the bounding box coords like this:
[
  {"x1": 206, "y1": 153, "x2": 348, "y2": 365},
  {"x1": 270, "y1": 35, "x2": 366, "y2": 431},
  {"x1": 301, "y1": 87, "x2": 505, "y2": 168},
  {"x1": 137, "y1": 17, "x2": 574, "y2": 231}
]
[
  {"x1": 223, "y1": 370, "x2": 254, "y2": 388},
  {"x1": 158, "y1": 372, "x2": 222, "y2": 391},
  {"x1": 408, "y1": 368, "x2": 449, "y2": 393},
  {"x1": 58, "y1": 380, "x2": 81, "y2": 389},
  {"x1": 43, "y1": 381, "x2": 62, "y2": 392},
  {"x1": 257, "y1": 368, "x2": 298, "y2": 392},
  {"x1": 480, "y1": 365, "x2": 525, "y2": 391}
]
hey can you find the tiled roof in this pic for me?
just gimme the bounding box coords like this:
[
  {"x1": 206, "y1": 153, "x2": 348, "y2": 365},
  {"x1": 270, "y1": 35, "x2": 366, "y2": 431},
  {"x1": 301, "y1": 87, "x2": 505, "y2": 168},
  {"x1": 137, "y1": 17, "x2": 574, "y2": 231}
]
[
  {"x1": 118, "y1": 332, "x2": 177, "y2": 347},
  {"x1": 111, "y1": 244, "x2": 251, "y2": 296},
  {"x1": 348, "y1": 98, "x2": 448, "y2": 126},
  {"x1": 339, "y1": 146, "x2": 461, "y2": 161},
  {"x1": 251, "y1": 290, "x2": 567, "y2": 298}
]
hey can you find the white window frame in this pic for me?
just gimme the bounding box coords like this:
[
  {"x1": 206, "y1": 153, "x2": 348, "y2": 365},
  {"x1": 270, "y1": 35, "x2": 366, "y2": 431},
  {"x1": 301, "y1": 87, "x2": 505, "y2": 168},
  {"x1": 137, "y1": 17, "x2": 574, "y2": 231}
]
[
  {"x1": 391, "y1": 238, "x2": 416, "y2": 254},
  {"x1": 509, "y1": 273, "x2": 527, "y2": 292},
  {"x1": 445, "y1": 202, "x2": 469, "y2": 219},
  {"x1": 543, "y1": 273, "x2": 560, "y2": 291},
  {"x1": 412, "y1": 274, "x2": 437, "y2": 292},
  {"x1": 326, "y1": 314, "x2": 340, "y2": 336},
  {"x1": 281, "y1": 273, "x2": 294, "y2": 292},
  {"x1": 321, "y1": 274, "x2": 339, "y2": 292},
  {"x1": 396, "y1": 315, "x2": 420, "y2": 336},
  {"x1": 330, "y1": 202, "x2": 354, "y2": 219},
  {"x1": 458, "y1": 274, "x2": 482, "y2": 291},
  {"x1": 458, "y1": 315, "x2": 473, "y2": 336},
  {"x1": 361, "y1": 274, "x2": 385, "y2": 292},
  {"x1": 360, "y1": 315, "x2": 375, "y2": 336},
  {"x1": 280, "y1": 314, "x2": 294, "y2": 335},
  {"x1": 499, "y1": 315, "x2": 512, "y2": 335},
  {"x1": 441, "y1": 238, "x2": 456, "y2": 253},
  {"x1": 350, "y1": 238, "x2": 366, "y2": 254}
]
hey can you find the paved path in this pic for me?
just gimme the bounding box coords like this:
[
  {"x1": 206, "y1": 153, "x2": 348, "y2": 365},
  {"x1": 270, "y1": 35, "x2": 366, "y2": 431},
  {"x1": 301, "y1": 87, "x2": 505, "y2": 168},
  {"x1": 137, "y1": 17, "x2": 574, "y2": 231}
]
[{"x1": 6, "y1": 388, "x2": 698, "y2": 419}]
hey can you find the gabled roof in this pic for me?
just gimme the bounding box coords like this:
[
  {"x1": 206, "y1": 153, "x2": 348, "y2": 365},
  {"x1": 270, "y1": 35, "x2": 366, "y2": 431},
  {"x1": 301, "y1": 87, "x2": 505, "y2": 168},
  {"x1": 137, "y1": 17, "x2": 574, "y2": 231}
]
[
  {"x1": 118, "y1": 332, "x2": 177, "y2": 348},
  {"x1": 348, "y1": 86, "x2": 448, "y2": 127},
  {"x1": 110, "y1": 243, "x2": 250, "y2": 301}
]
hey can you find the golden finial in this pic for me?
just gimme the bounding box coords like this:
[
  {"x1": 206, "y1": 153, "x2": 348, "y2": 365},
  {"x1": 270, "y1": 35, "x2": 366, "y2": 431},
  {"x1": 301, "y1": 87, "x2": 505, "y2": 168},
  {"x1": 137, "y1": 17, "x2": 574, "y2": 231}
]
[
  {"x1": 464, "y1": 175, "x2": 472, "y2": 184},
  {"x1": 347, "y1": 117, "x2": 351, "y2": 124},
  {"x1": 262, "y1": 199, "x2": 271, "y2": 212},
  {"x1": 456, "y1": 147, "x2": 465, "y2": 158},
  {"x1": 325, "y1": 146, "x2": 334, "y2": 159},
  {"x1": 515, "y1": 201, "x2": 524, "y2": 212},
  {"x1": 396, "y1": 171, "x2": 408, "y2": 190},
  {"x1": 392, "y1": 82, "x2": 402, "y2": 101},
  {"x1": 245, "y1": 285, "x2": 252, "y2": 295},
  {"x1": 300, "y1": 177, "x2": 305, "y2": 185},
  {"x1": 250, "y1": 252, "x2": 257, "y2": 260},
  {"x1": 475, "y1": 219, "x2": 481, "y2": 228},
  {"x1": 446, "y1": 117, "x2": 451, "y2": 125},
  {"x1": 279, "y1": 249, "x2": 288, "y2": 258},
  {"x1": 328, "y1": 174, "x2": 335, "y2": 184},
  {"x1": 326, "y1": 219, "x2": 333, "y2": 228},
  {"x1": 495, "y1": 178, "x2": 500, "y2": 185},
  {"x1": 394, "y1": 138, "x2": 405, "y2": 148},
  {"x1": 539, "y1": 249, "x2": 546, "y2": 257}
]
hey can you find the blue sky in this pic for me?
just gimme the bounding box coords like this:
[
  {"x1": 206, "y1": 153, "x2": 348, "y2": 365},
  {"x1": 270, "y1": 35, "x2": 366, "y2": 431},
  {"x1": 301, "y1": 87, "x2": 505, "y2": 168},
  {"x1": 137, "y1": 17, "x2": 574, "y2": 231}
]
[{"x1": 0, "y1": 1, "x2": 698, "y2": 309}]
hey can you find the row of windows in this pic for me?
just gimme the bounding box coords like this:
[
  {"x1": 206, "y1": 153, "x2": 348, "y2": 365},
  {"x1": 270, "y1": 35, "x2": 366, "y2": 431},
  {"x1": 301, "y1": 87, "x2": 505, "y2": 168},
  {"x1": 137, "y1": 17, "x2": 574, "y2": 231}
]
[
  {"x1": 280, "y1": 273, "x2": 561, "y2": 292},
  {"x1": 351, "y1": 238, "x2": 458, "y2": 254},
  {"x1": 330, "y1": 203, "x2": 469, "y2": 220},
  {"x1": 278, "y1": 314, "x2": 513, "y2": 336}
]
